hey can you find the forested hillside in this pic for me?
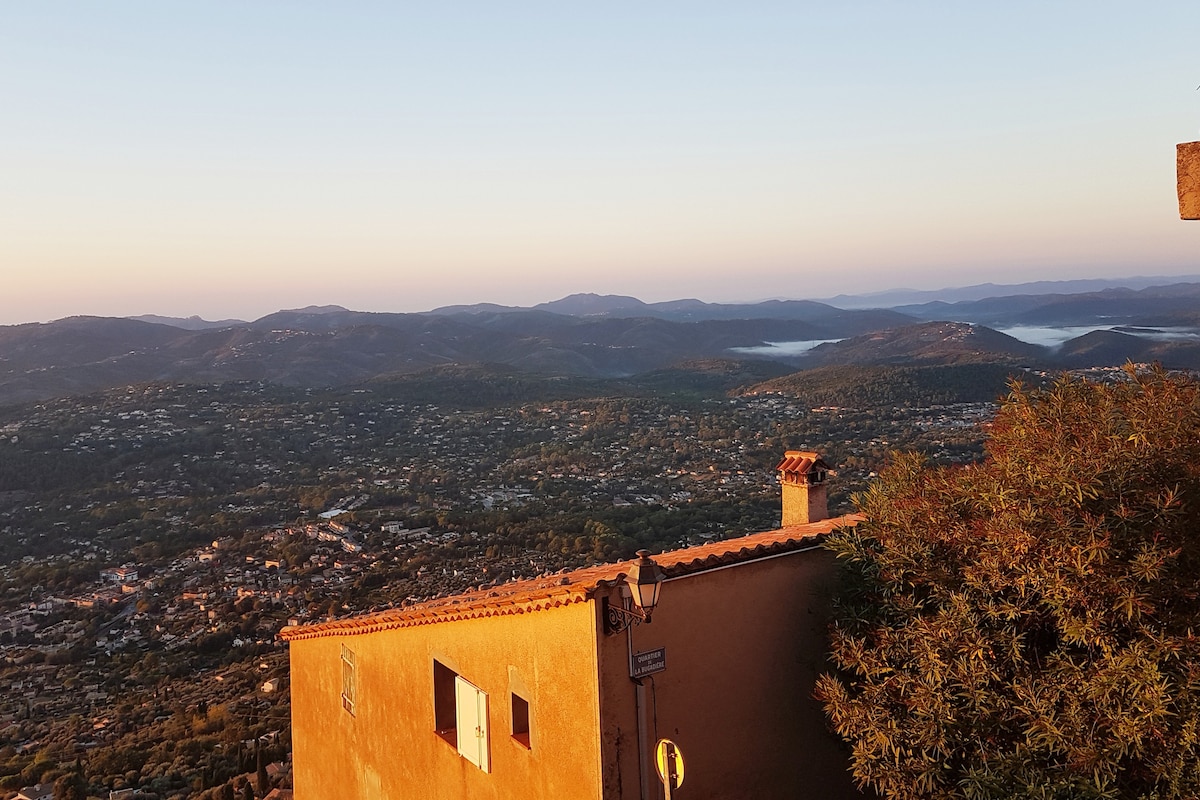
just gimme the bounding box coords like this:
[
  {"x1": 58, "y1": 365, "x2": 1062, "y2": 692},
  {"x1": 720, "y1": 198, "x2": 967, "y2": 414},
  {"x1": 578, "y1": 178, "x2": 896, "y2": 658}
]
[{"x1": 742, "y1": 363, "x2": 1032, "y2": 408}]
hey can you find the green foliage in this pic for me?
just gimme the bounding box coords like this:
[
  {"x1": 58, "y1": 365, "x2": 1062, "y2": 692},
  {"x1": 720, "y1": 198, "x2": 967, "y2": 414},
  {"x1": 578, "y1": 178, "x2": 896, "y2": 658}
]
[{"x1": 818, "y1": 366, "x2": 1200, "y2": 799}]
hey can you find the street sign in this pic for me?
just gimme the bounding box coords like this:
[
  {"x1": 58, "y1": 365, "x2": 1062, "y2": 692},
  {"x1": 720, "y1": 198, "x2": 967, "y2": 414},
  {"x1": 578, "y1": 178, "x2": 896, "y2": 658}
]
[
  {"x1": 631, "y1": 646, "x2": 666, "y2": 678},
  {"x1": 655, "y1": 738, "x2": 685, "y2": 793}
]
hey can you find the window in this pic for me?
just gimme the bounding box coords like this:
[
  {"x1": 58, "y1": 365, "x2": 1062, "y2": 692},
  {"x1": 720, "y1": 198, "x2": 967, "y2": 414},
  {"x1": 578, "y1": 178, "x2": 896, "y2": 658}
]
[
  {"x1": 511, "y1": 693, "x2": 531, "y2": 748},
  {"x1": 433, "y1": 660, "x2": 490, "y2": 772},
  {"x1": 340, "y1": 645, "x2": 356, "y2": 715},
  {"x1": 433, "y1": 660, "x2": 457, "y2": 741}
]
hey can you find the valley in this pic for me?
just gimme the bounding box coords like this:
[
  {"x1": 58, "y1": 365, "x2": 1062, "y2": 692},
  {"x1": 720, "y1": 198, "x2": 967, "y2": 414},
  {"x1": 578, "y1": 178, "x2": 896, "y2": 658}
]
[{"x1": 0, "y1": 279, "x2": 1196, "y2": 797}]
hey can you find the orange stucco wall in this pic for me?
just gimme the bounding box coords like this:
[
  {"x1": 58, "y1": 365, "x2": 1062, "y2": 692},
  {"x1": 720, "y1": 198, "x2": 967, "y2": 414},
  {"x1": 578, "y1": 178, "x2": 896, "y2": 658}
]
[
  {"x1": 288, "y1": 600, "x2": 605, "y2": 800},
  {"x1": 1181, "y1": 141, "x2": 1200, "y2": 220},
  {"x1": 596, "y1": 548, "x2": 863, "y2": 799}
]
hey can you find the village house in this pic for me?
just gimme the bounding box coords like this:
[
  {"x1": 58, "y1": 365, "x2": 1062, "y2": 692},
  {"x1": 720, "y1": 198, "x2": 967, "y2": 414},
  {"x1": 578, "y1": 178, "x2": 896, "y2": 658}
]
[
  {"x1": 281, "y1": 451, "x2": 863, "y2": 799},
  {"x1": 99, "y1": 565, "x2": 139, "y2": 583},
  {"x1": 14, "y1": 783, "x2": 54, "y2": 800}
]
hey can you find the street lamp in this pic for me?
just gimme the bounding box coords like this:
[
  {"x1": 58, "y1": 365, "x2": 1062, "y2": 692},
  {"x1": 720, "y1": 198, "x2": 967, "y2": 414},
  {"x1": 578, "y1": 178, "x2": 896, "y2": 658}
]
[{"x1": 605, "y1": 550, "x2": 664, "y2": 635}]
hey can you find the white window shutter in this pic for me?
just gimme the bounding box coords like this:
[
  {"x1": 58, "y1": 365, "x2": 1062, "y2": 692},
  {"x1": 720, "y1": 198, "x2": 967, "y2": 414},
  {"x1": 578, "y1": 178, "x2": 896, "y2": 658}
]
[
  {"x1": 454, "y1": 675, "x2": 490, "y2": 772},
  {"x1": 340, "y1": 646, "x2": 355, "y2": 714}
]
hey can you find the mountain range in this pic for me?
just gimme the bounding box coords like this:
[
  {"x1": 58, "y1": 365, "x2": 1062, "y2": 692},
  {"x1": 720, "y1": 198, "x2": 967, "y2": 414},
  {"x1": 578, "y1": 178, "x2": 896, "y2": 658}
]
[{"x1": 3, "y1": 280, "x2": 1199, "y2": 406}]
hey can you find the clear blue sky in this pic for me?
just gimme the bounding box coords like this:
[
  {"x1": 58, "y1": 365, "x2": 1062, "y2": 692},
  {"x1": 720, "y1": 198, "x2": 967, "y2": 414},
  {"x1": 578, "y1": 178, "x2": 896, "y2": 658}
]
[{"x1": 3, "y1": 2, "x2": 1198, "y2": 324}]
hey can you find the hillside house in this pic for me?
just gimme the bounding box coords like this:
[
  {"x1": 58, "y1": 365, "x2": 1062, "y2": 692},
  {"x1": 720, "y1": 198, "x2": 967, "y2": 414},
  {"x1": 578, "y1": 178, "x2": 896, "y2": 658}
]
[
  {"x1": 281, "y1": 451, "x2": 863, "y2": 799},
  {"x1": 100, "y1": 565, "x2": 139, "y2": 583},
  {"x1": 15, "y1": 784, "x2": 53, "y2": 800}
]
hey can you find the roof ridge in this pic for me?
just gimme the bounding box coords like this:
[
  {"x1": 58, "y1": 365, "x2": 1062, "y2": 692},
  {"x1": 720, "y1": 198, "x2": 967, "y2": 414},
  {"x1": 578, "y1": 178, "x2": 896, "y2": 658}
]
[{"x1": 279, "y1": 514, "x2": 862, "y2": 641}]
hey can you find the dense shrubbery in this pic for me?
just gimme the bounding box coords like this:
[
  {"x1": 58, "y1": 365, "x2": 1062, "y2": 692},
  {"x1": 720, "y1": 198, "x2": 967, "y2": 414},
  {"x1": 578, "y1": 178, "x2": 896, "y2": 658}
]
[{"x1": 819, "y1": 366, "x2": 1200, "y2": 799}]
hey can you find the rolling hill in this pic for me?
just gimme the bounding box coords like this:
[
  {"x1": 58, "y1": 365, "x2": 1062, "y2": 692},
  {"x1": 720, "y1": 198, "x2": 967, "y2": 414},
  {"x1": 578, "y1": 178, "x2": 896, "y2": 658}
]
[{"x1": 2, "y1": 283, "x2": 1200, "y2": 407}]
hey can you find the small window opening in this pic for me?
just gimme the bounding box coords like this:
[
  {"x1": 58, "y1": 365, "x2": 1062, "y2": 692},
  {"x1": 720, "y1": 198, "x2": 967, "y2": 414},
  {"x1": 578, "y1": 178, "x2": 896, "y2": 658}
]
[
  {"x1": 511, "y1": 693, "x2": 531, "y2": 748},
  {"x1": 433, "y1": 660, "x2": 457, "y2": 743},
  {"x1": 433, "y1": 660, "x2": 491, "y2": 771}
]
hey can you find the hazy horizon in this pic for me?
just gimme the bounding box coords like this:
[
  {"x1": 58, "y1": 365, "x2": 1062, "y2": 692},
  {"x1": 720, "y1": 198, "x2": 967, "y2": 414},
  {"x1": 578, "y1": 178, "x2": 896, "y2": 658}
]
[
  {"x1": 4, "y1": 272, "x2": 1194, "y2": 327},
  {"x1": 7, "y1": 272, "x2": 1200, "y2": 328},
  {"x1": 4, "y1": 3, "x2": 1198, "y2": 326}
]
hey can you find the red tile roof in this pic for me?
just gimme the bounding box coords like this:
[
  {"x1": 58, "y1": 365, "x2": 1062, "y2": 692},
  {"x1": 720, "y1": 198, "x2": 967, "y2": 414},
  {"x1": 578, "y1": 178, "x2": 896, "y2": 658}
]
[
  {"x1": 775, "y1": 452, "x2": 833, "y2": 475},
  {"x1": 279, "y1": 514, "x2": 862, "y2": 641}
]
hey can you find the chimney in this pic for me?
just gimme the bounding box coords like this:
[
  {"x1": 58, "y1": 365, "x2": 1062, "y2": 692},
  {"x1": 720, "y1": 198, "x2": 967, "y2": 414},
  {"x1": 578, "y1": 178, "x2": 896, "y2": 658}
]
[{"x1": 776, "y1": 450, "x2": 832, "y2": 526}]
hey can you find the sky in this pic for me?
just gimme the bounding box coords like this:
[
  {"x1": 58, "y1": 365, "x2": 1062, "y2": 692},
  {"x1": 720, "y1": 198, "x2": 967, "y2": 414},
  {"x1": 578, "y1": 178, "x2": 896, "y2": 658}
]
[{"x1": 3, "y1": 2, "x2": 1199, "y2": 325}]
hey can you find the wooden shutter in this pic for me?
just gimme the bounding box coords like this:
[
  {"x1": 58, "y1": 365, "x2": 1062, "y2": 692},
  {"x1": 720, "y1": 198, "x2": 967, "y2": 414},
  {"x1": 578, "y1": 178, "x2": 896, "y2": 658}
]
[{"x1": 454, "y1": 675, "x2": 490, "y2": 772}]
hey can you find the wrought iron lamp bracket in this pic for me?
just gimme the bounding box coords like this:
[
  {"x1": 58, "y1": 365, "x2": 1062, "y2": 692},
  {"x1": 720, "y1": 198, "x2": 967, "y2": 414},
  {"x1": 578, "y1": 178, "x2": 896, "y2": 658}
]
[{"x1": 605, "y1": 599, "x2": 648, "y2": 635}]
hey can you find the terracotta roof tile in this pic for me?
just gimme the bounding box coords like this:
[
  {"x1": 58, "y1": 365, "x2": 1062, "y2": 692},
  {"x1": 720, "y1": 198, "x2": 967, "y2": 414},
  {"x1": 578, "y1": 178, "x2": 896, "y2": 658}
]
[
  {"x1": 775, "y1": 454, "x2": 810, "y2": 473},
  {"x1": 775, "y1": 453, "x2": 833, "y2": 475},
  {"x1": 279, "y1": 514, "x2": 862, "y2": 641}
]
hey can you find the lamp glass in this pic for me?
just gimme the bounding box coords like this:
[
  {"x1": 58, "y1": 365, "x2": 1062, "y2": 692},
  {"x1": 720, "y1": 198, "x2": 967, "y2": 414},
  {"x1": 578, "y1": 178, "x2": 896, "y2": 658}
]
[
  {"x1": 631, "y1": 578, "x2": 660, "y2": 612},
  {"x1": 628, "y1": 554, "x2": 662, "y2": 613}
]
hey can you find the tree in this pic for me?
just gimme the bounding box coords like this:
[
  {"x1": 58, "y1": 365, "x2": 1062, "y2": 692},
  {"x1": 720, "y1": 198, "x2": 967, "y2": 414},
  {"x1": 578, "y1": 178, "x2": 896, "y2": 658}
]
[
  {"x1": 52, "y1": 771, "x2": 86, "y2": 800},
  {"x1": 817, "y1": 367, "x2": 1200, "y2": 800},
  {"x1": 256, "y1": 740, "x2": 270, "y2": 796}
]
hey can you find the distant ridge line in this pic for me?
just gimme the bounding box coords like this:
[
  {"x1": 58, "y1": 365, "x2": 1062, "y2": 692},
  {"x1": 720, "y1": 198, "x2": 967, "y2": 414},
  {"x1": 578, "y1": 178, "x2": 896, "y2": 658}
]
[{"x1": 818, "y1": 276, "x2": 1200, "y2": 309}]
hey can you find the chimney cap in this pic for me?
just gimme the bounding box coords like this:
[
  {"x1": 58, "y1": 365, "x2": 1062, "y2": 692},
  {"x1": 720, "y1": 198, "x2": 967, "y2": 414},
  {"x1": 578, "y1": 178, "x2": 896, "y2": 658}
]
[{"x1": 776, "y1": 451, "x2": 833, "y2": 475}]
